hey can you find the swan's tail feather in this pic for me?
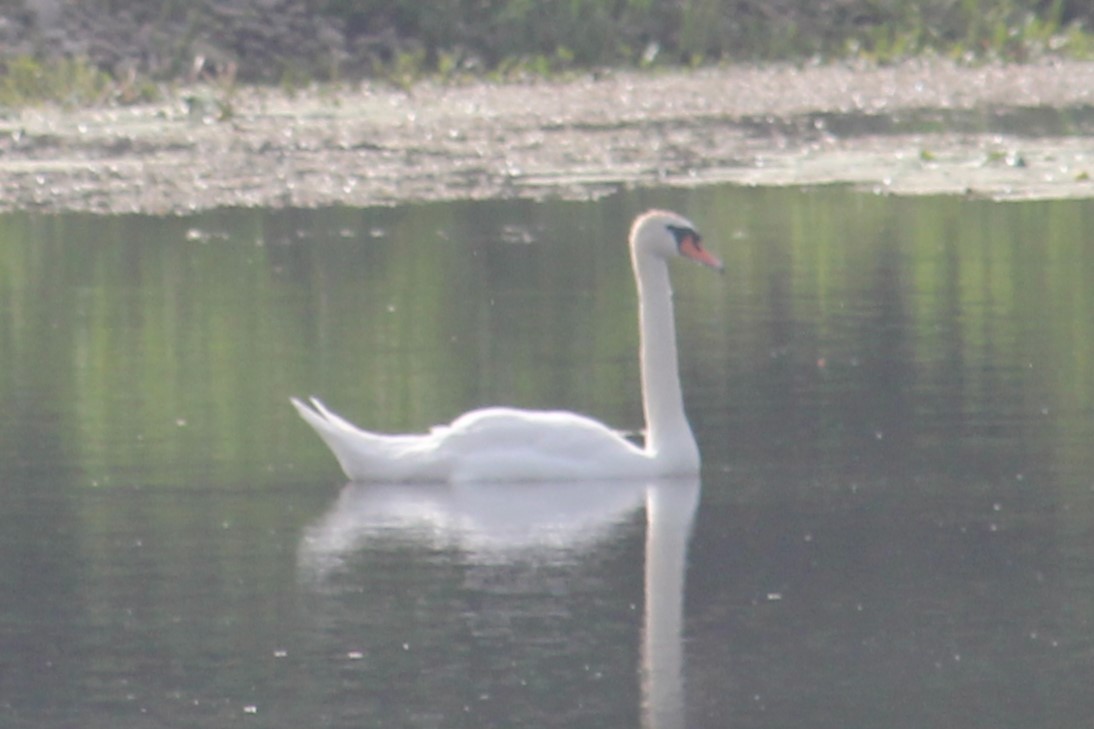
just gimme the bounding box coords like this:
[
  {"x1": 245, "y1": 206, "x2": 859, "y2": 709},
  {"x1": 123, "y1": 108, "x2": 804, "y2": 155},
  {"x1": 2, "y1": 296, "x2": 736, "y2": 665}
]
[
  {"x1": 291, "y1": 397, "x2": 339, "y2": 435},
  {"x1": 307, "y1": 397, "x2": 365, "y2": 434},
  {"x1": 290, "y1": 397, "x2": 437, "y2": 482},
  {"x1": 290, "y1": 397, "x2": 375, "y2": 480}
]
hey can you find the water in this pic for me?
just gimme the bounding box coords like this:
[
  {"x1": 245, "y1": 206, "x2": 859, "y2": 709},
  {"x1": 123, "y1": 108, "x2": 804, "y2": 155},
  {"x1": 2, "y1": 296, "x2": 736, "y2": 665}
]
[{"x1": 1, "y1": 187, "x2": 1093, "y2": 728}]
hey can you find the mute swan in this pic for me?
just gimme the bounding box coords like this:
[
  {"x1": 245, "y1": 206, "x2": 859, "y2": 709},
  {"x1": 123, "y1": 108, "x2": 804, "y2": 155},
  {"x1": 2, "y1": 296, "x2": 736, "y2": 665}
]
[{"x1": 292, "y1": 209, "x2": 723, "y2": 482}]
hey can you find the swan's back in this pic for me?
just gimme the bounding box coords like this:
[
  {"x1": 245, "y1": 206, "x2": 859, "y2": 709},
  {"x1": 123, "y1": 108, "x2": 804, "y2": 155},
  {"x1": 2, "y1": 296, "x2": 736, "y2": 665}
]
[
  {"x1": 437, "y1": 407, "x2": 648, "y2": 482},
  {"x1": 293, "y1": 398, "x2": 649, "y2": 483}
]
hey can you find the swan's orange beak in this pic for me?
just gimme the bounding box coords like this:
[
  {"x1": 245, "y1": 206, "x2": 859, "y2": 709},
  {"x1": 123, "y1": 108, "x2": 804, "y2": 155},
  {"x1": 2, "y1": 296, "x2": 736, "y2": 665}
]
[{"x1": 679, "y1": 234, "x2": 724, "y2": 272}]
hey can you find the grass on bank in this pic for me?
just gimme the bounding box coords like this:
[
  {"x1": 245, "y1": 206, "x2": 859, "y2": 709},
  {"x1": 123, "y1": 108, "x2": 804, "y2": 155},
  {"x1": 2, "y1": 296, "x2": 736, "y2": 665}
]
[{"x1": 0, "y1": 56, "x2": 161, "y2": 109}]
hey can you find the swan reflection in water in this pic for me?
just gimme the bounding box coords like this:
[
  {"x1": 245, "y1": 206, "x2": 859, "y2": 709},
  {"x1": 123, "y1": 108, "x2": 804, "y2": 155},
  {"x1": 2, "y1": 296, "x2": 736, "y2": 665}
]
[{"x1": 298, "y1": 477, "x2": 700, "y2": 729}]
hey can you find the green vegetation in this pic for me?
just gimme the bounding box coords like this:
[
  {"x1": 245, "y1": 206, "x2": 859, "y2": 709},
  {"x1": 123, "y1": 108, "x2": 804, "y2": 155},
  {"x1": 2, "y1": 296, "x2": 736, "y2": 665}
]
[
  {"x1": 0, "y1": 56, "x2": 111, "y2": 108},
  {"x1": 0, "y1": 0, "x2": 1092, "y2": 106},
  {"x1": 0, "y1": 55, "x2": 159, "y2": 108},
  {"x1": 327, "y1": 0, "x2": 1094, "y2": 70}
]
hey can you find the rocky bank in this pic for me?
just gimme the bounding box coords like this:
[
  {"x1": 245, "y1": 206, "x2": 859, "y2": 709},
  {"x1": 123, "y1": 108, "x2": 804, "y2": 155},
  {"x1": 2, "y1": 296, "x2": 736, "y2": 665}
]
[{"x1": 1, "y1": 59, "x2": 1093, "y2": 214}]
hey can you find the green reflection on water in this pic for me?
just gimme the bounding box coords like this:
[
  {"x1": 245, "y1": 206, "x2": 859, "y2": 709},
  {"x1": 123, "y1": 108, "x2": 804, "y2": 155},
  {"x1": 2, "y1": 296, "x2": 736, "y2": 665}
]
[
  {"x1": 694, "y1": 188, "x2": 1094, "y2": 479},
  {"x1": 1, "y1": 189, "x2": 1092, "y2": 488}
]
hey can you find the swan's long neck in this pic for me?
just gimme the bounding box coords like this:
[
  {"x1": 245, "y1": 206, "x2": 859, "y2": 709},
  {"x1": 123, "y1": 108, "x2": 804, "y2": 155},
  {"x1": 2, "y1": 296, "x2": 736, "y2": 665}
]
[{"x1": 634, "y1": 251, "x2": 699, "y2": 470}]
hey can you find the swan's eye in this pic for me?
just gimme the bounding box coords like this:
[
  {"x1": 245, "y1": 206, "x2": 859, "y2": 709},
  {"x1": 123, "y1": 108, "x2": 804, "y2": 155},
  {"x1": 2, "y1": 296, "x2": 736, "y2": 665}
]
[{"x1": 666, "y1": 224, "x2": 701, "y2": 249}]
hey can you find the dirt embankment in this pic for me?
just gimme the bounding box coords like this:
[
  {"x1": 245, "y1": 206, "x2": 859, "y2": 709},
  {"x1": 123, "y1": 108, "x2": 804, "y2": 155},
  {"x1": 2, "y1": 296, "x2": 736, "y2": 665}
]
[{"x1": 1, "y1": 59, "x2": 1093, "y2": 214}]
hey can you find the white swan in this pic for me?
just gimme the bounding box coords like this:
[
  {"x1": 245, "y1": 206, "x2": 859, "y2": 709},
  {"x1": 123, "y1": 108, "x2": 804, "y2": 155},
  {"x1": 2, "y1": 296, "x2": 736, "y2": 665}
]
[{"x1": 291, "y1": 209, "x2": 723, "y2": 482}]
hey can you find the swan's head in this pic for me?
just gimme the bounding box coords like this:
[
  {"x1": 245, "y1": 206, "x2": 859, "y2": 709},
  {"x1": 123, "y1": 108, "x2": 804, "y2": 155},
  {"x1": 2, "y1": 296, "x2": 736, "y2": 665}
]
[{"x1": 630, "y1": 210, "x2": 724, "y2": 272}]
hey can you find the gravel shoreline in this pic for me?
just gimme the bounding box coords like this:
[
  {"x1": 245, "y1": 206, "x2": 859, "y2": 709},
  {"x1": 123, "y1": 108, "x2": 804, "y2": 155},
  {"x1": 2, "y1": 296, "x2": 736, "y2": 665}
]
[{"x1": 2, "y1": 59, "x2": 1093, "y2": 214}]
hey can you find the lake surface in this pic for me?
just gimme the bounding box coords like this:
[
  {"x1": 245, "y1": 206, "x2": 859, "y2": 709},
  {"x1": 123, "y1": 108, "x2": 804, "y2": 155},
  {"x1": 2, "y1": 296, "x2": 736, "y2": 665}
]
[{"x1": 1, "y1": 186, "x2": 1093, "y2": 728}]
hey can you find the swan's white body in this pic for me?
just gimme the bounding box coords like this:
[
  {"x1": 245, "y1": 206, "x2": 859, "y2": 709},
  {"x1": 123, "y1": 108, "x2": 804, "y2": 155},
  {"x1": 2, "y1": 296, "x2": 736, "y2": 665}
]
[{"x1": 292, "y1": 210, "x2": 722, "y2": 482}]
